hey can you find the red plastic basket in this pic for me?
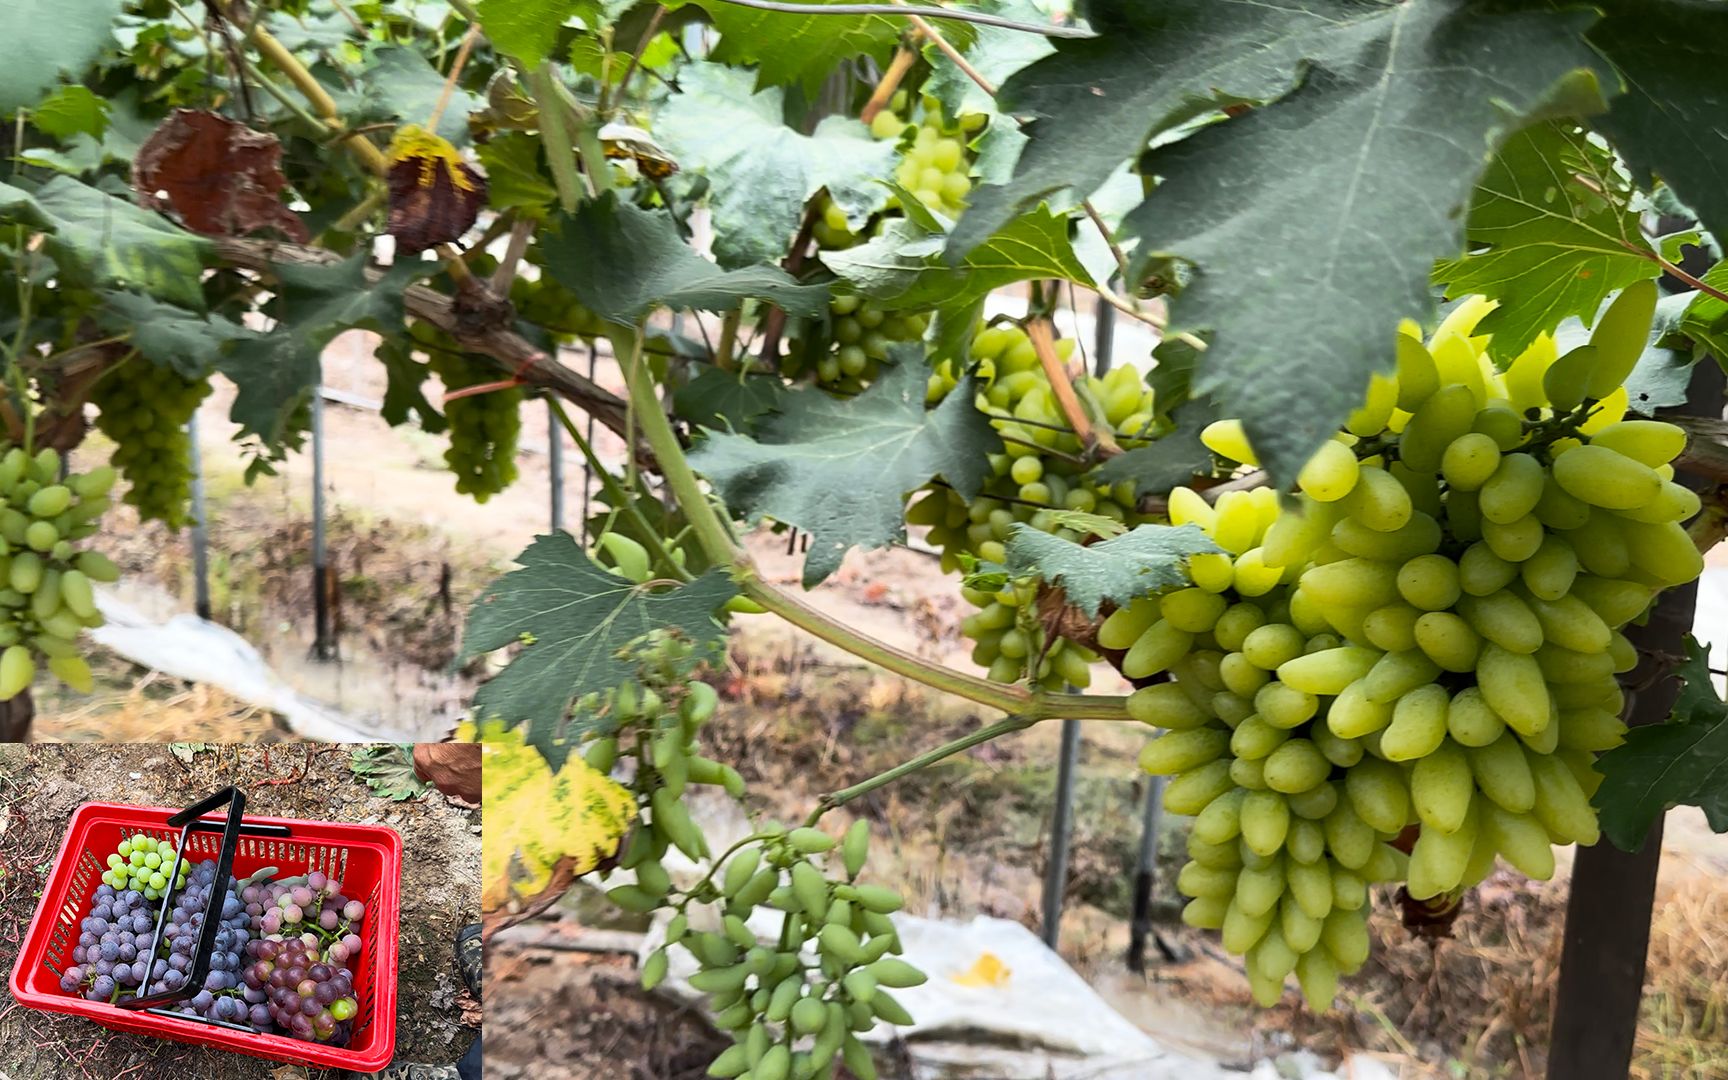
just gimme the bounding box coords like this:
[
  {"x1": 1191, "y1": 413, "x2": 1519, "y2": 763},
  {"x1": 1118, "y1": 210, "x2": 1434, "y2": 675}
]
[{"x1": 10, "y1": 798, "x2": 403, "y2": 1071}]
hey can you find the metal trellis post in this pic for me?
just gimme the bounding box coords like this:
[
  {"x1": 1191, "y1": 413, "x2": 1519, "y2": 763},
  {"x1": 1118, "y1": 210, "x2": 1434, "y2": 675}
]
[
  {"x1": 548, "y1": 397, "x2": 565, "y2": 532},
  {"x1": 187, "y1": 411, "x2": 212, "y2": 622},
  {"x1": 1041, "y1": 715, "x2": 1083, "y2": 949},
  {"x1": 1545, "y1": 357, "x2": 1723, "y2": 1078},
  {"x1": 310, "y1": 378, "x2": 335, "y2": 661}
]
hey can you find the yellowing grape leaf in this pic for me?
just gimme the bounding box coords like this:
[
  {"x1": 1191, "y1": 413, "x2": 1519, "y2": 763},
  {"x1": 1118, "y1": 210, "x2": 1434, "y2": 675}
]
[{"x1": 482, "y1": 728, "x2": 636, "y2": 911}]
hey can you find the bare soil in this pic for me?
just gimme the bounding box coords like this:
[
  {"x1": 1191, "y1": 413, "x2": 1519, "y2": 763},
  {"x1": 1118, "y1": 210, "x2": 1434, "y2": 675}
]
[{"x1": 0, "y1": 743, "x2": 481, "y2": 1080}]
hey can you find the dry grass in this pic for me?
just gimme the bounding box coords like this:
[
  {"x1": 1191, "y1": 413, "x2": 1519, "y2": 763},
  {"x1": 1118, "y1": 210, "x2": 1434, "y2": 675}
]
[
  {"x1": 32, "y1": 674, "x2": 284, "y2": 742},
  {"x1": 1635, "y1": 879, "x2": 1728, "y2": 1080}
]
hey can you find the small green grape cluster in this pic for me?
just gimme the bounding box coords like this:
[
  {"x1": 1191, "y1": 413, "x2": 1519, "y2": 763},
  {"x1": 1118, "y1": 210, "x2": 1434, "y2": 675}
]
[
  {"x1": 0, "y1": 445, "x2": 117, "y2": 700},
  {"x1": 508, "y1": 273, "x2": 607, "y2": 346},
  {"x1": 581, "y1": 632, "x2": 919, "y2": 1080},
  {"x1": 101, "y1": 833, "x2": 190, "y2": 899},
  {"x1": 873, "y1": 92, "x2": 985, "y2": 217},
  {"x1": 651, "y1": 822, "x2": 918, "y2": 1080},
  {"x1": 411, "y1": 323, "x2": 523, "y2": 502},
  {"x1": 89, "y1": 357, "x2": 213, "y2": 528},
  {"x1": 907, "y1": 323, "x2": 1157, "y2": 689}
]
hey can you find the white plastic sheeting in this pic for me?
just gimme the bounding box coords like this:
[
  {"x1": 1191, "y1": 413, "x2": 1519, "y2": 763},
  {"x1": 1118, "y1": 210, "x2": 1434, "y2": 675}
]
[{"x1": 88, "y1": 590, "x2": 387, "y2": 742}]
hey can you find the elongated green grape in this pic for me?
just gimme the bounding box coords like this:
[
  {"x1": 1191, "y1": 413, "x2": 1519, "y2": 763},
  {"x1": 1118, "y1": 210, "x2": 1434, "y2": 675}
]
[
  {"x1": 1455, "y1": 591, "x2": 1543, "y2": 654},
  {"x1": 1588, "y1": 419, "x2": 1686, "y2": 467},
  {"x1": 1139, "y1": 728, "x2": 1230, "y2": 774},
  {"x1": 1552, "y1": 445, "x2": 1662, "y2": 510},
  {"x1": 1479, "y1": 454, "x2": 1545, "y2": 524},
  {"x1": 1297, "y1": 440, "x2": 1360, "y2": 502},
  {"x1": 1468, "y1": 733, "x2": 1536, "y2": 813},
  {"x1": 1542, "y1": 343, "x2": 1598, "y2": 412},
  {"x1": 1400, "y1": 384, "x2": 1477, "y2": 471},
  {"x1": 1440, "y1": 433, "x2": 1500, "y2": 491},
  {"x1": 1584, "y1": 280, "x2": 1658, "y2": 399},
  {"x1": 1410, "y1": 742, "x2": 1473, "y2": 833},
  {"x1": 1396, "y1": 553, "x2": 1461, "y2": 611}
]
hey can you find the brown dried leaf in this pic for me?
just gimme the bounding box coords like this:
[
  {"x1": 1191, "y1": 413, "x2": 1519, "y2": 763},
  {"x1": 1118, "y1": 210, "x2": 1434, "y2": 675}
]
[
  {"x1": 386, "y1": 125, "x2": 487, "y2": 255},
  {"x1": 133, "y1": 109, "x2": 308, "y2": 242}
]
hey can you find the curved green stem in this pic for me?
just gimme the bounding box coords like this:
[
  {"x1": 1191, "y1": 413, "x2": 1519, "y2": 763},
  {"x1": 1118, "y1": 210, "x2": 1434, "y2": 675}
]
[
  {"x1": 607, "y1": 324, "x2": 1136, "y2": 724},
  {"x1": 803, "y1": 716, "x2": 1036, "y2": 826}
]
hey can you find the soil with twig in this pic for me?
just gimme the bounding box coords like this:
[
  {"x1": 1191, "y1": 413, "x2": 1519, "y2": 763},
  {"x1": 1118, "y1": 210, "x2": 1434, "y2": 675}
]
[{"x1": 0, "y1": 743, "x2": 481, "y2": 1080}]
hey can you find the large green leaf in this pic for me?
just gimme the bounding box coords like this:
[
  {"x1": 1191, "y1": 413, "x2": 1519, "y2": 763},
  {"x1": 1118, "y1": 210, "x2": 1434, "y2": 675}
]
[
  {"x1": 1004, "y1": 522, "x2": 1220, "y2": 618},
  {"x1": 475, "y1": 0, "x2": 601, "y2": 70},
  {"x1": 95, "y1": 292, "x2": 256, "y2": 380},
  {"x1": 824, "y1": 206, "x2": 1088, "y2": 311},
  {"x1": 689, "y1": 352, "x2": 1000, "y2": 586},
  {"x1": 0, "y1": 175, "x2": 209, "y2": 309},
  {"x1": 949, "y1": 0, "x2": 1372, "y2": 257},
  {"x1": 1587, "y1": 2, "x2": 1728, "y2": 260},
  {"x1": 220, "y1": 256, "x2": 425, "y2": 458},
  {"x1": 923, "y1": 0, "x2": 1053, "y2": 125},
  {"x1": 1122, "y1": 2, "x2": 1608, "y2": 486},
  {"x1": 30, "y1": 85, "x2": 109, "y2": 141},
  {"x1": 0, "y1": 0, "x2": 123, "y2": 114},
  {"x1": 656, "y1": 63, "x2": 896, "y2": 268},
  {"x1": 1433, "y1": 124, "x2": 1660, "y2": 360},
  {"x1": 673, "y1": 366, "x2": 787, "y2": 435},
  {"x1": 356, "y1": 45, "x2": 483, "y2": 145},
  {"x1": 541, "y1": 194, "x2": 828, "y2": 325},
  {"x1": 1593, "y1": 636, "x2": 1728, "y2": 853},
  {"x1": 460, "y1": 532, "x2": 735, "y2": 757},
  {"x1": 673, "y1": 0, "x2": 902, "y2": 96}
]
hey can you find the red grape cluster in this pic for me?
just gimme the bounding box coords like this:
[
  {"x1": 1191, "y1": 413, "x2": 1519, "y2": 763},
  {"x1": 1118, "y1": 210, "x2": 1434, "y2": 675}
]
[{"x1": 243, "y1": 936, "x2": 359, "y2": 1044}]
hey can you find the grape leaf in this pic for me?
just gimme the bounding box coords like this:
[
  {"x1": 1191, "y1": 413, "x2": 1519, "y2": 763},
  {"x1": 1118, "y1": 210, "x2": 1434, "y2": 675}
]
[
  {"x1": 923, "y1": 0, "x2": 1053, "y2": 125},
  {"x1": 0, "y1": 0, "x2": 123, "y2": 114},
  {"x1": 1121, "y1": 3, "x2": 1608, "y2": 487},
  {"x1": 475, "y1": 0, "x2": 602, "y2": 70},
  {"x1": 673, "y1": 366, "x2": 786, "y2": 435},
  {"x1": 689, "y1": 352, "x2": 1001, "y2": 586},
  {"x1": 1623, "y1": 287, "x2": 1709, "y2": 416},
  {"x1": 349, "y1": 744, "x2": 432, "y2": 801},
  {"x1": 655, "y1": 63, "x2": 896, "y2": 268},
  {"x1": 948, "y1": 0, "x2": 1372, "y2": 258},
  {"x1": 30, "y1": 85, "x2": 109, "y2": 141},
  {"x1": 482, "y1": 727, "x2": 637, "y2": 909},
  {"x1": 541, "y1": 193, "x2": 828, "y2": 325},
  {"x1": 0, "y1": 175, "x2": 209, "y2": 309},
  {"x1": 460, "y1": 532, "x2": 735, "y2": 756},
  {"x1": 1586, "y1": 2, "x2": 1728, "y2": 262},
  {"x1": 220, "y1": 256, "x2": 427, "y2": 459},
  {"x1": 823, "y1": 206, "x2": 1089, "y2": 312},
  {"x1": 475, "y1": 133, "x2": 559, "y2": 216},
  {"x1": 1003, "y1": 522, "x2": 1221, "y2": 618},
  {"x1": 94, "y1": 292, "x2": 256, "y2": 379},
  {"x1": 1593, "y1": 636, "x2": 1728, "y2": 853},
  {"x1": 672, "y1": 0, "x2": 902, "y2": 96},
  {"x1": 355, "y1": 45, "x2": 483, "y2": 145},
  {"x1": 1432, "y1": 124, "x2": 1661, "y2": 360}
]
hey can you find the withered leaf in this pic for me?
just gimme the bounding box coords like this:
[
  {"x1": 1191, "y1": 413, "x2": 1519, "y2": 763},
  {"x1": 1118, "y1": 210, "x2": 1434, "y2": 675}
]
[
  {"x1": 132, "y1": 109, "x2": 308, "y2": 242},
  {"x1": 386, "y1": 125, "x2": 487, "y2": 255}
]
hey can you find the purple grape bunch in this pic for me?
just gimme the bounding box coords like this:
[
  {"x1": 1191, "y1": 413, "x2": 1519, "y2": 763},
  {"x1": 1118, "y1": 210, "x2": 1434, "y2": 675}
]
[
  {"x1": 237, "y1": 869, "x2": 367, "y2": 1043},
  {"x1": 145, "y1": 858, "x2": 258, "y2": 1026},
  {"x1": 58, "y1": 881, "x2": 159, "y2": 1001}
]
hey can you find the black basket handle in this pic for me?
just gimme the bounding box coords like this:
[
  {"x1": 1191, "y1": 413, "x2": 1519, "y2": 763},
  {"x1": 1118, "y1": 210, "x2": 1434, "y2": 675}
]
[{"x1": 115, "y1": 786, "x2": 289, "y2": 1026}]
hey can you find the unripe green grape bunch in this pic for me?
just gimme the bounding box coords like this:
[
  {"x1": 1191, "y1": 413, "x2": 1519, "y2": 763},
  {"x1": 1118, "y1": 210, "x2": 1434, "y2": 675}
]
[
  {"x1": 581, "y1": 632, "x2": 918, "y2": 1080},
  {"x1": 791, "y1": 95, "x2": 981, "y2": 393},
  {"x1": 1121, "y1": 283, "x2": 1695, "y2": 1010},
  {"x1": 411, "y1": 323, "x2": 523, "y2": 503},
  {"x1": 908, "y1": 323, "x2": 1158, "y2": 690},
  {"x1": 89, "y1": 356, "x2": 213, "y2": 528},
  {"x1": 0, "y1": 445, "x2": 117, "y2": 699}
]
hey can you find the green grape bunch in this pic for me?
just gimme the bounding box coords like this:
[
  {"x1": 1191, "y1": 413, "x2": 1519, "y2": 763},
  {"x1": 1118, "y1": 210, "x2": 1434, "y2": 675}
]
[
  {"x1": 100, "y1": 832, "x2": 191, "y2": 900},
  {"x1": 89, "y1": 356, "x2": 213, "y2": 528},
  {"x1": 907, "y1": 323, "x2": 1157, "y2": 691},
  {"x1": 1117, "y1": 284, "x2": 1697, "y2": 1010},
  {"x1": 578, "y1": 631, "x2": 919, "y2": 1080},
  {"x1": 0, "y1": 445, "x2": 119, "y2": 699},
  {"x1": 411, "y1": 323, "x2": 524, "y2": 502}
]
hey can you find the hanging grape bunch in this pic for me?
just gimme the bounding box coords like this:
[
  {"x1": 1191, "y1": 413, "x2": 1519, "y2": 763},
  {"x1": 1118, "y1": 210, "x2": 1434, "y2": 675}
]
[
  {"x1": 789, "y1": 94, "x2": 983, "y2": 391},
  {"x1": 0, "y1": 445, "x2": 117, "y2": 699},
  {"x1": 907, "y1": 323, "x2": 1156, "y2": 690},
  {"x1": 89, "y1": 355, "x2": 213, "y2": 528},
  {"x1": 408, "y1": 321, "x2": 523, "y2": 502},
  {"x1": 1120, "y1": 284, "x2": 1696, "y2": 1009}
]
